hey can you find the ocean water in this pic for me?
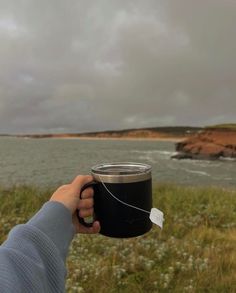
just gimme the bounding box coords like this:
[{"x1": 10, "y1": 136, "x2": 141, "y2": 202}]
[{"x1": 0, "y1": 137, "x2": 235, "y2": 189}]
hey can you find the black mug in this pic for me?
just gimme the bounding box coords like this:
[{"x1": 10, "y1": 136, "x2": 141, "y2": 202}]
[{"x1": 78, "y1": 162, "x2": 153, "y2": 238}]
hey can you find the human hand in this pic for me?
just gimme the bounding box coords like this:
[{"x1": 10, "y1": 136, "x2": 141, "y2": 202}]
[{"x1": 50, "y1": 175, "x2": 100, "y2": 234}]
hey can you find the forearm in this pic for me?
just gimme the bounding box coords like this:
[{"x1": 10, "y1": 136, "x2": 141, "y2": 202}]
[
  {"x1": 27, "y1": 201, "x2": 76, "y2": 261},
  {"x1": 0, "y1": 201, "x2": 75, "y2": 293}
]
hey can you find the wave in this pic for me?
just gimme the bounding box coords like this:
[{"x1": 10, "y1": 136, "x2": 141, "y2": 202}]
[
  {"x1": 178, "y1": 158, "x2": 222, "y2": 168},
  {"x1": 183, "y1": 168, "x2": 210, "y2": 176},
  {"x1": 219, "y1": 157, "x2": 236, "y2": 162},
  {"x1": 132, "y1": 150, "x2": 175, "y2": 156},
  {"x1": 169, "y1": 166, "x2": 211, "y2": 177}
]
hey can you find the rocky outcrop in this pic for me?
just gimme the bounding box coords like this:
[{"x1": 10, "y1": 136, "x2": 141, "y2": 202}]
[{"x1": 172, "y1": 129, "x2": 236, "y2": 160}]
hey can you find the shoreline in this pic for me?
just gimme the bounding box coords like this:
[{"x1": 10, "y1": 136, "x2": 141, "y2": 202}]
[
  {"x1": 49, "y1": 135, "x2": 185, "y2": 142},
  {"x1": 1, "y1": 134, "x2": 186, "y2": 142}
]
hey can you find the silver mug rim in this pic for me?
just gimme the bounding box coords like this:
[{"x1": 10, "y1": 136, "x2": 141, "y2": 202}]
[{"x1": 91, "y1": 162, "x2": 152, "y2": 183}]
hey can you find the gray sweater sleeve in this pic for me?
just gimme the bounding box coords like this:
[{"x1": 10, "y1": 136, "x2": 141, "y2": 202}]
[{"x1": 0, "y1": 201, "x2": 75, "y2": 293}]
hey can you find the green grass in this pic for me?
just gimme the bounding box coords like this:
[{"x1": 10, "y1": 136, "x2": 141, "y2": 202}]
[
  {"x1": 1, "y1": 184, "x2": 236, "y2": 292},
  {"x1": 206, "y1": 123, "x2": 236, "y2": 130}
]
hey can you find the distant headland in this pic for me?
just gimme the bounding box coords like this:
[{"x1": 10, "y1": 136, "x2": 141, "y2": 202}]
[
  {"x1": 172, "y1": 124, "x2": 236, "y2": 160},
  {"x1": 1, "y1": 126, "x2": 202, "y2": 140}
]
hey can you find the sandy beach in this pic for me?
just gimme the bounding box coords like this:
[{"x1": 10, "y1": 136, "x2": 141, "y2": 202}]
[{"x1": 54, "y1": 135, "x2": 185, "y2": 142}]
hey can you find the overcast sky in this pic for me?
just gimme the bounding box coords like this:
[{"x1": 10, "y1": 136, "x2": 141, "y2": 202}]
[{"x1": 0, "y1": 0, "x2": 235, "y2": 134}]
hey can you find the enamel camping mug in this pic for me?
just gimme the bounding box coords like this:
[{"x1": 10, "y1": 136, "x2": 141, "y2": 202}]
[{"x1": 78, "y1": 162, "x2": 153, "y2": 238}]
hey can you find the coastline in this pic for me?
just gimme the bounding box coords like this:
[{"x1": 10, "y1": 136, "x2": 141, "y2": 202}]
[
  {"x1": 173, "y1": 128, "x2": 236, "y2": 160},
  {"x1": 51, "y1": 135, "x2": 185, "y2": 142},
  {"x1": 9, "y1": 126, "x2": 201, "y2": 142}
]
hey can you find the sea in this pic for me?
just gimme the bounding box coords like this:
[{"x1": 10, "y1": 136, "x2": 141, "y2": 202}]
[{"x1": 0, "y1": 137, "x2": 235, "y2": 189}]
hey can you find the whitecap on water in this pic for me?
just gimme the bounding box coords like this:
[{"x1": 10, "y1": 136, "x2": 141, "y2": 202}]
[
  {"x1": 132, "y1": 150, "x2": 174, "y2": 156},
  {"x1": 184, "y1": 169, "x2": 211, "y2": 176},
  {"x1": 219, "y1": 157, "x2": 236, "y2": 162}
]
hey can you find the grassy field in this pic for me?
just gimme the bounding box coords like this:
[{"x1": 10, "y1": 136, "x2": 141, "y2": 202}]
[
  {"x1": 0, "y1": 184, "x2": 236, "y2": 292},
  {"x1": 207, "y1": 123, "x2": 236, "y2": 130}
]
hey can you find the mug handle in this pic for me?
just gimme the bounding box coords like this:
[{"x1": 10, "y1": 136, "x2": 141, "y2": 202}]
[{"x1": 77, "y1": 181, "x2": 97, "y2": 228}]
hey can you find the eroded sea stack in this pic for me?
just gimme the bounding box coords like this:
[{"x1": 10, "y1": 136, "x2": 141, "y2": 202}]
[{"x1": 172, "y1": 128, "x2": 236, "y2": 160}]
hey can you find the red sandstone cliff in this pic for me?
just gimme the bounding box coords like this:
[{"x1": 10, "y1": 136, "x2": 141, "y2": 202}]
[{"x1": 173, "y1": 129, "x2": 236, "y2": 160}]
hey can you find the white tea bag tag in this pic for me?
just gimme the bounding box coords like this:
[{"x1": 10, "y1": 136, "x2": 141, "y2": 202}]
[{"x1": 149, "y1": 208, "x2": 164, "y2": 229}]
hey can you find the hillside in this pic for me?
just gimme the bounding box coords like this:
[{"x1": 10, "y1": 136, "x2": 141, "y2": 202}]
[
  {"x1": 206, "y1": 123, "x2": 236, "y2": 130},
  {"x1": 14, "y1": 126, "x2": 202, "y2": 140}
]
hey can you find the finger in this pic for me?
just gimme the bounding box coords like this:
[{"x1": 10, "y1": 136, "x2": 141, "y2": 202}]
[
  {"x1": 71, "y1": 175, "x2": 93, "y2": 192},
  {"x1": 81, "y1": 187, "x2": 94, "y2": 199},
  {"x1": 78, "y1": 208, "x2": 93, "y2": 218},
  {"x1": 89, "y1": 221, "x2": 101, "y2": 234},
  {"x1": 79, "y1": 221, "x2": 101, "y2": 234},
  {"x1": 78, "y1": 198, "x2": 94, "y2": 209}
]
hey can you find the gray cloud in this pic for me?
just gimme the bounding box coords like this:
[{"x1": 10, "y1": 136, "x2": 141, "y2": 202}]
[{"x1": 0, "y1": 0, "x2": 235, "y2": 134}]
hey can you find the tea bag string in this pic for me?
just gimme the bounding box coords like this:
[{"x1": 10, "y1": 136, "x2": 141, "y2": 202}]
[{"x1": 98, "y1": 175, "x2": 150, "y2": 214}]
